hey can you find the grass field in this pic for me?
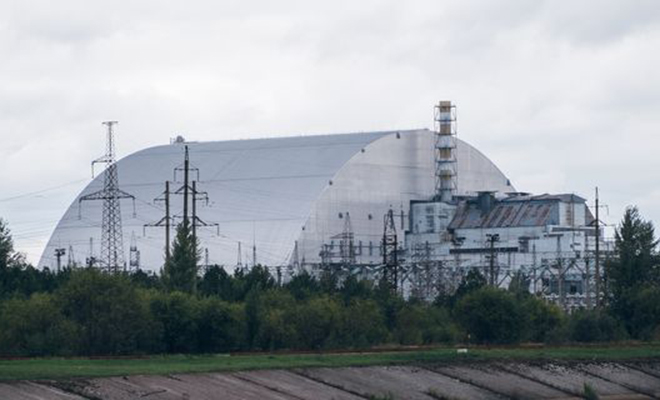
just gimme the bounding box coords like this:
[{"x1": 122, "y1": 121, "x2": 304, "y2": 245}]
[{"x1": 1, "y1": 344, "x2": 659, "y2": 381}]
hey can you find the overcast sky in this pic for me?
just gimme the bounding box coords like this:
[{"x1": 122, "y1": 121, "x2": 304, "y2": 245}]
[{"x1": 1, "y1": 0, "x2": 659, "y2": 264}]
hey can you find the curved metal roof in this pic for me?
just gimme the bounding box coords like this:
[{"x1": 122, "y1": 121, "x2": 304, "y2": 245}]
[{"x1": 39, "y1": 129, "x2": 513, "y2": 270}]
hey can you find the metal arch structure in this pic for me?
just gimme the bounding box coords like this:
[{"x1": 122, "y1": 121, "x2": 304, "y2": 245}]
[{"x1": 42, "y1": 129, "x2": 514, "y2": 272}]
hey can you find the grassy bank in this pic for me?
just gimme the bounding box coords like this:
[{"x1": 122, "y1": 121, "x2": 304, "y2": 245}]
[{"x1": 1, "y1": 344, "x2": 659, "y2": 381}]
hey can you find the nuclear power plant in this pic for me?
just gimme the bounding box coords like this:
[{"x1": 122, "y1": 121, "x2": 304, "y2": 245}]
[{"x1": 40, "y1": 102, "x2": 608, "y2": 309}]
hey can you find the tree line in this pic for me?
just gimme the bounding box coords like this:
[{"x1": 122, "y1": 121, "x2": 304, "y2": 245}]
[{"x1": 0, "y1": 206, "x2": 658, "y2": 356}]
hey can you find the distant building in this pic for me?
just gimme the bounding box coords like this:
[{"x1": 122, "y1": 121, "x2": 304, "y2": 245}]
[{"x1": 405, "y1": 192, "x2": 607, "y2": 310}]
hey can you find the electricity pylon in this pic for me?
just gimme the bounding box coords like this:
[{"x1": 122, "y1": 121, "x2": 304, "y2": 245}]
[{"x1": 79, "y1": 121, "x2": 135, "y2": 273}]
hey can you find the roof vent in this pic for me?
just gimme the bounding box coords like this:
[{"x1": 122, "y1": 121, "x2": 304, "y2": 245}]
[{"x1": 477, "y1": 191, "x2": 496, "y2": 216}]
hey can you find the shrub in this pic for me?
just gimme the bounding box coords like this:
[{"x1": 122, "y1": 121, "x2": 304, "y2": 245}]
[
  {"x1": 197, "y1": 297, "x2": 246, "y2": 352},
  {"x1": 454, "y1": 287, "x2": 524, "y2": 344},
  {"x1": 0, "y1": 293, "x2": 78, "y2": 356},
  {"x1": 519, "y1": 295, "x2": 564, "y2": 342},
  {"x1": 293, "y1": 295, "x2": 341, "y2": 349},
  {"x1": 149, "y1": 291, "x2": 200, "y2": 353},
  {"x1": 339, "y1": 299, "x2": 387, "y2": 348},
  {"x1": 58, "y1": 269, "x2": 155, "y2": 355},
  {"x1": 568, "y1": 310, "x2": 627, "y2": 343},
  {"x1": 629, "y1": 286, "x2": 660, "y2": 339}
]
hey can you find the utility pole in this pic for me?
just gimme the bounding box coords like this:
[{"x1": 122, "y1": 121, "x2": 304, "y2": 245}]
[
  {"x1": 486, "y1": 234, "x2": 500, "y2": 286},
  {"x1": 149, "y1": 146, "x2": 216, "y2": 269},
  {"x1": 165, "y1": 181, "x2": 170, "y2": 262},
  {"x1": 54, "y1": 248, "x2": 66, "y2": 272},
  {"x1": 79, "y1": 121, "x2": 136, "y2": 273},
  {"x1": 253, "y1": 242, "x2": 257, "y2": 267},
  {"x1": 237, "y1": 241, "x2": 243, "y2": 269},
  {"x1": 594, "y1": 186, "x2": 601, "y2": 308},
  {"x1": 144, "y1": 180, "x2": 173, "y2": 265},
  {"x1": 252, "y1": 223, "x2": 257, "y2": 267},
  {"x1": 183, "y1": 146, "x2": 190, "y2": 226},
  {"x1": 584, "y1": 232, "x2": 592, "y2": 309},
  {"x1": 556, "y1": 235, "x2": 565, "y2": 309},
  {"x1": 192, "y1": 180, "x2": 197, "y2": 244}
]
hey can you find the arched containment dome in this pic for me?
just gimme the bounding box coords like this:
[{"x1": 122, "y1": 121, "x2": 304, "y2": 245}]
[{"x1": 40, "y1": 129, "x2": 513, "y2": 271}]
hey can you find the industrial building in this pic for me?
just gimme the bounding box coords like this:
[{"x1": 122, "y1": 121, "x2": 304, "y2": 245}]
[{"x1": 40, "y1": 102, "x2": 606, "y2": 308}]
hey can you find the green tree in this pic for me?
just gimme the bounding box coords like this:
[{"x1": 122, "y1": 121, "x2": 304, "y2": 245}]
[
  {"x1": 338, "y1": 299, "x2": 387, "y2": 347},
  {"x1": 294, "y1": 295, "x2": 342, "y2": 349},
  {"x1": 162, "y1": 221, "x2": 199, "y2": 293},
  {"x1": 232, "y1": 265, "x2": 275, "y2": 301},
  {"x1": 199, "y1": 265, "x2": 234, "y2": 300},
  {"x1": 629, "y1": 286, "x2": 660, "y2": 339},
  {"x1": 455, "y1": 287, "x2": 524, "y2": 344},
  {"x1": 285, "y1": 271, "x2": 320, "y2": 300},
  {"x1": 508, "y1": 271, "x2": 531, "y2": 297},
  {"x1": 197, "y1": 297, "x2": 246, "y2": 352},
  {"x1": 439, "y1": 268, "x2": 487, "y2": 307},
  {"x1": 254, "y1": 290, "x2": 298, "y2": 350},
  {"x1": 519, "y1": 295, "x2": 563, "y2": 342},
  {"x1": 0, "y1": 218, "x2": 16, "y2": 271},
  {"x1": 568, "y1": 310, "x2": 627, "y2": 343},
  {"x1": 607, "y1": 206, "x2": 659, "y2": 334},
  {"x1": 0, "y1": 293, "x2": 78, "y2": 356},
  {"x1": 58, "y1": 269, "x2": 155, "y2": 355},
  {"x1": 149, "y1": 291, "x2": 199, "y2": 353},
  {"x1": 339, "y1": 275, "x2": 374, "y2": 305}
]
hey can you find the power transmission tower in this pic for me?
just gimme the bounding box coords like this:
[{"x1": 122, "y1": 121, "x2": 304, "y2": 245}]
[
  {"x1": 340, "y1": 211, "x2": 356, "y2": 267},
  {"x1": 237, "y1": 241, "x2": 243, "y2": 269},
  {"x1": 129, "y1": 231, "x2": 140, "y2": 271},
  {"x1": 79, "y1": 121, "x2": 135, "y2": 273},
  {"x1": 292, "y1": 240, "x2": 300, "y2": 270},
  {"x1": 67, "y1": 245, "x2": 75, "y2": 268},
  {"x1": 145, "y1": 146, "x2": 218, "y2": 269},
  {"x1": 144, "y1": 181, "x2": 172, "y2": 264},
  {"x1": 171, "y1": 146, "x2": 218, "y2": 235},
  {"x1": 382, "y1": 208, "x2": 399, "y2": 293}
]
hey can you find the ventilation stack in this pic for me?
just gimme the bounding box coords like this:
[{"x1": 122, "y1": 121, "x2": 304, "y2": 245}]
[{"x1": 434, "y1": 101, "x2": 458, "y2": 203}]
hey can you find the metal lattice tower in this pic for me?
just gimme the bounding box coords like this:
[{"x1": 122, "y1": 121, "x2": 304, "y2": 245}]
[
  {"x1": 382, "y1": 208, "x2": 399, "y2": 292},
  {"x1": 340, "y1": 212, "x2": 356, "y2": 267},
  {"x1": 434, "y1": 101, "x2": 458, "y2": 202},
  {"x1": 129, "y1": 231, "x2": 140, "y2": 271},
  {"x1": 79, "y1": 121, "x2": 135, "y2": 273}
]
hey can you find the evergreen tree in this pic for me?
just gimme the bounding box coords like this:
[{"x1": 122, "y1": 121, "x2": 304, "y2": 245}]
[
  {"x1": 162, "y1": 221, "x2": 199, "y2": 293},
  {"x1": 0, "y1": 219, "x2": 13, "y2": 271},
  {"x1": 607, "y1": 206, "x2": 659, "y2": 333}
]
